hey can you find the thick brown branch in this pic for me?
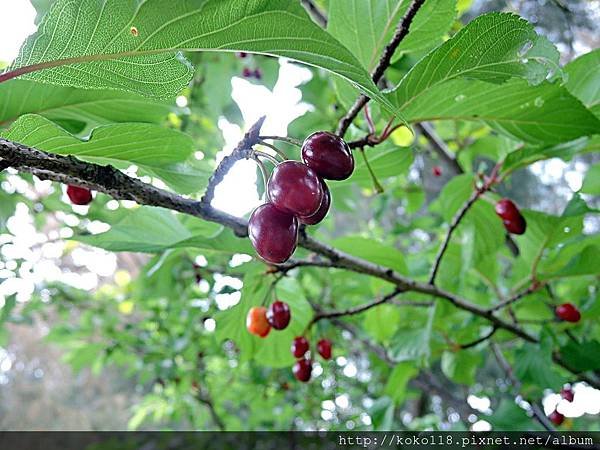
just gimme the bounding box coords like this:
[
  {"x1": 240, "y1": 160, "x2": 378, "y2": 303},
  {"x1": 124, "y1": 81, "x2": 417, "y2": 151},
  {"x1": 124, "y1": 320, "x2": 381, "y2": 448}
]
[{"x1": 335, "y1": 0, "x2": 427, "y2": 137}]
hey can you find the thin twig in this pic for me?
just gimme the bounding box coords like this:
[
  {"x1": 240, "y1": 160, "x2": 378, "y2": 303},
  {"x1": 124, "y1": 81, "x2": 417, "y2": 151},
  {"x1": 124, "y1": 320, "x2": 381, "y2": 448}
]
[
  {"x1": 311, "y1": 289, "x2": 401, "y2": 324},
  {"x1": 488, "y1": 282, "x2": 544, "y2": 313},
  {"x1": 259, "y1": 135, "x2": 303, "y2": 147},
  {"x1": 459, "y1": 326, "x2": 497, "y2": 349},
  {"x1": 336, "y1": 0, "x2": 428, "y2": 137}
]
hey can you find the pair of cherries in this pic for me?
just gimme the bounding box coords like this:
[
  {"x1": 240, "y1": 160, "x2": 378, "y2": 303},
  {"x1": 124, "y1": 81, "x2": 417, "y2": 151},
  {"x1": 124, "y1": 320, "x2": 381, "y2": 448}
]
[
  {"x1": 66, "y1": 185, "x2": 93, "y2": 205},
  {"x1": 548, "y1": 387, "x2": 576, "y2": 426},
  {"x1": 495, "y1": 198, "x2": 526, "y2": 235},
  {"x1": 248, "y1": 131, "x2": 354, "y2": 265},
  {"x1": 290, "y1": 336, "x2": 332, "y2": 383},
  {"x1": 246, "y1": 300, "x2": 291, "y2": 338}
]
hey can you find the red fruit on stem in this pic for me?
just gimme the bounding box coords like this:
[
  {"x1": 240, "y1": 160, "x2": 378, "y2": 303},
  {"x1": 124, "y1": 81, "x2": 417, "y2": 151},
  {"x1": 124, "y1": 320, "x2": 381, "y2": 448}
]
[
  {"x1": 560, "y1": 387, "x2": 575, "y2": 402},
  {"x1": 293, "y1": 358, "x2": 312, "y2": 382},
  {"x1": 317, "y1": 338, "x2": 332, "y2": 360},
  {"x1": 248, "y1": 203, "x2": 298, "y2": 264},
  {"x1": 555, "y1": 303, "x2": 581, "y2": 323},
  {"x1": 291, "y1": 336, "x2": 310, "y2": 358},
  {"x1": 66, "y1": 185, "x2": 93, "y2": 205},
  {"x1": 246, "y1": 306, "x2": 271, "y2": 338},
  {"x1": 299, "y1": 180, "x2": 331, "y2": 225},
  {"x1": 432, "y1": 166, "x2": 442, "y2": 177},
  {"x1": 301, "y1": 131, "x2": 354, "y2": 180},
  {"x1": 266, "y1": 300, "x2": 291, "y2": 330},
  {"x1": 267, "y1": 161, "x2": 324, "y2": 217},
  {"x1": 548, "y1": 409, "x2": 564, "y2": 426}
]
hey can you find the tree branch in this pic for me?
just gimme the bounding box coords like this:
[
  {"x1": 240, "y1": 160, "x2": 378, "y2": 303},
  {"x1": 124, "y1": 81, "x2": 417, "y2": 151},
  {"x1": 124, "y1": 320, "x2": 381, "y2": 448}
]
[
  {"x1": 458, "y1": 326, "x2": 497, "y2": 349},
  {"x1": 335, "y1": 0, "x2": 427, "y2": 137},
  {"x1": 488, "y1": 282, "x2": 544, "y2": 313}
]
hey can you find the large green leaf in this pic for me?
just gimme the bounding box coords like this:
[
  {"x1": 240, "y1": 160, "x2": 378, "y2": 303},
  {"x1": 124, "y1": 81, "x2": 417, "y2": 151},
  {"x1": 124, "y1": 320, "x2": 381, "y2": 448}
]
[
  {"x1": 402, "y1": 79, "x2": 600, "y2": 145},
  {"x1": 389, "y1": 304, "x2": 435, "y2": 365},
  {"x1": 333, "y1": 236, "x2": 407, "y2": 275},
  {"x1": 564, "y1": 48, "x2": 600, "y2": 118},
  {"x1": 328, "y1": 0, "x2": 456, "y2": 71},
  {"x1": 388, "y1": 13, "x2": 559, "y2": 113},
  {"x1": 349, "y1": 145, "x2": 414, "y2": 187},
  {"x1": 384, "y1": 362, "x2": 418, "y2": 405},
  {"x1": 2, "y1": 114, "x2": 207, "y2": 193},
  {"x1": 540, "y1": 245, "x2": 600, "y2": 280},
  {"x1": 581, "y1": 163, "x2": 600, "y2": 195},
  {"x1": 0, "y1": 80, "x2": 174, "y2": 128},
  {"x1": 558, "y1": 340, "x2": 600, "y2": 372},
  {"x1": 5, "y1": 0, "x2": 397, "y2": 118},
  {"x1": 441, "y1": 349, "x2": 482, "y2": 385}
]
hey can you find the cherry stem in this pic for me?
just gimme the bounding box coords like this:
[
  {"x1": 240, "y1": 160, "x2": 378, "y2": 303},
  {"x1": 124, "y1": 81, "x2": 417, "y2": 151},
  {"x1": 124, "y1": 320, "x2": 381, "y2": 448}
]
[
  {"x1": 259, "y1": 135, "x2": 303, "y2": 148},
  {"x1": 258, "y1": 140, "x2": 288, "y2": 161},
  {"x1": 253, "y1": 150, "x2": 280, "y2": 166},
  {"x1": 359, "y1": 148, "x2": 384, "y2": 194},
  {"x1": 364, "y1": 105, "x2": 376, "y2": 134},
  {"x1": 252, "y1": 156, "x2": 269, "y2": 197}
]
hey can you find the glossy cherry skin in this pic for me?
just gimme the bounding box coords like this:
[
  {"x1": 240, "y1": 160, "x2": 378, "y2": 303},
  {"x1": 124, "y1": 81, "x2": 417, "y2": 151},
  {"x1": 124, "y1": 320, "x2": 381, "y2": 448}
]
[
  {"x1": 248, "y1": 203, "x2": 298, "y2": 264},
  {"x1": 266, "y1": 300, "x2": 291, "y2": 330},
  {"x1": 495, "y1": 199, "x2": 521, "y2": 221},
  {"x1": 267, "y1": 161, "x2": 324, "y2": 217},
  {"x1": 432, "y1": 166, "x2": 442, "y2": 177},
  {"x1": 66, "y1": 185, "x2": 93, "y2": 205},
  {"x1": 291, "y1": 336, "x2": 310, "y2": 358},
  {"x1": 299, "y1": 180, "x2": 330, "y2": 225},
  {"x1": 561, "y1": 387, "x2": 575, "y2": 402},
  {"x1": 301, "y1": 131, "x2": 354, "y2": 181},
  {"x1": 503, "y1": 216, "x2": 527, "y2": 235},
  {"x1": 293, "y1": 358, "x2": 312, "y2": 382},
  {"x1": 317, "y1": 339, "x2": 332, "y2": 360},
  {"x1": 246, "y1": 306, "x2": 271, "y2": 338},
  {"x1": 548, "y1": 409, "x2": 564, "y2": 426},
  {"x1": 555, "y1": 303, "x2": 581, "y2": 323}
]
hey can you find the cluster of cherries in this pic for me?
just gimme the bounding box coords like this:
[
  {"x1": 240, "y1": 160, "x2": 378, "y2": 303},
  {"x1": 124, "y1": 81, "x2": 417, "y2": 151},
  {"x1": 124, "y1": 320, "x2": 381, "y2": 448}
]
[
  {"x1": 248, "y1": 131, "x2": 354, "y2": 264},
  {"x1": 246, "y1": 300, "x2": 291, "y2": 337},
  {"x1": 495, "y1": 198, "x2": 526, "y2": 235},
  {"x1": 548, "y1": 386, "x2": 575, "y2": 426},
  {"x1": 66, "y1": 185, "x2": 93, "y2": 205},
  {"x1": 291, "y1": 336, "x2": 332, "y2": 383}
]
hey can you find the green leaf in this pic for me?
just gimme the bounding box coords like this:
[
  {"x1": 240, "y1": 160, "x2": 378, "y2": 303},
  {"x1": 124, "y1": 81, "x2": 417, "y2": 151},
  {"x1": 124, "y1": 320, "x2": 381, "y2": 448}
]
[
  {"x1": 514, "y1": 339, "x2": 564, "y2": 394},
  {"x1": 389, "y1": 304, "x2": 435, "y2": 365},
  {"x1": 487, "y1": 400, "x2": 542, "y2": 431},
  {"x1": 441, "y1": 350, "x2": 482, "y2": 385},
  {"x1": 6, "y1": 0, "x2": 399, "y2": 120},
  {"x1": 541, "y1": 245, "x2": 600, "y2": 280},
  {"x1": 564, "y1": 48, "x2": 600, "y2": 118},
  {"x1": 432, "y1": 174, "x2": 473, "y2": 222},
  {"x1": 384, "y1": 362, "x2": 418, "y2": 405},
  {"x1": 349, "y1": 146, "x2": 414, "y2": 186},
  {"x1": 2, "y1": 114, "x2": 207, "y2": 193},
  {"x1": 328, "y1": 0, "x2": 456, "y2": 71},
  {"x1": 388, "y1": 13, "x2": 559, "y2": 113},
  {"x1": 369, "y1": 396, "x2": 395, "y2": 431},
  {"x1": 364, "y1": 304, "x2": 401, "y2": 344},
  {"x1": 333, "y1": 236, "x2": 407, "y2": 275},
  {"x1": 558, "y1": 340, "x2": 600, "y2": 372},
  {"x1": 0, "y1": 79, "x2": 174, "y2": 127},
  {"x1": 402, "y1": 79, "x2": 600, "y2": 145},
  {"x1": 581, "y1": 163, "x2": 600, "y2": 195},
  {"x1": 63, "y1": 343, "x2": 105, "y2": 373}
]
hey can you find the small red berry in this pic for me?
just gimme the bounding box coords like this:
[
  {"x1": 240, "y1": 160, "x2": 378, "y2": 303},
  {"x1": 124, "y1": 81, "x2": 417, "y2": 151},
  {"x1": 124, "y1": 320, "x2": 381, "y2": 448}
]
[
  {"x1": 246, "y1": 306, "x2": 271, "y2": 338},
  {"x1": 253, "y1": 68, "x2": 262, "y2": 79},
  {"x1": 237, "y1": 52, "x2": 248, "y2": 58},
  {"x1": 432, "y1": 166, "x2": 442, "y2": 177},
  {"x1": 66, "y1": 185, "x2": 93, "y2": 205},
  {"x1": 242, "y1": 67, "x2": 253, "y2": 78},
  {"x1": 291, "y1": 336, "x2": 309, "y2": 358},
  {"x1": 293, "y1": 358, "x2": 312, "y2": 382},
  {"x1": 301, "y1": 131, "x2": 354, "y2": 180},
  {"x1": 495, "y1": 199, "x2": 526, "y2": 234},
  {"x1": 503, "y1": 216, "x2": 527, "y2": 235},
  {"x1": 266, "y1": 300, "x2": 291, "y2": 330},
  {"x1": 548, "y1": 409, "x2": 564, "y2": 426},
  {"x1": 267, "y1": 161, "x2": 324, "y2": 218},
  {"x1": 560, "y1": 387, "x2": 575, "y2": 402},
  {"x1": 555, "y1": 303, "x2": 581, "y2": 323},
  {"x1": 317, "y1": 338, "x2": 332, "y2": 360}
]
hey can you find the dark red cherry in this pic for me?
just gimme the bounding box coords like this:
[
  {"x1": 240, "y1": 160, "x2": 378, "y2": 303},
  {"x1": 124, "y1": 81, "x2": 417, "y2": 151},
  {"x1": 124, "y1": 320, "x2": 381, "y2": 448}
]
[
  {"x1": 248, "y1": 203, "x2": 298, "y2": 264},
  {"x1": 317, "y1": 338, "x2": 332, "y2": 360},
  {"x1": 555, "y1": 303, "x2": 581, "y2": 323},
  {"x1": 432, "y1": 166, "x2": 442, "y2": 177},
  {"x1": 291, "y1": 336, "x2": 309, "y2": 358},
  {"x1": 66, "y1": 185, "x2": 93, "y2": 205},
  {"x1": 548, "y1": 409, "x2": 564, "y2": 426},
  {"x1": 495, "y1": 198, "x2": 521, "y2": 221},
  {"x1": 253, "y1": 68, "x2": 262, "y2": 79},
  {"x1": 237, "y1": 52, "x2": 248, "y2": 58},
  {"x1": 561, "y1": 387, "x2": 575, "y2": 402},
  {"x1": 267, "y1": 161, "x2": 324, "y2": 217},
  {"x1": 503, "y1": 216, "x2": 526, "y2": 235},
  {"x1": 266, "y1": 300, "x2": 291, "y2": 330},
  {"x1": 301, "y1": 131, "x2": 354, "y2": 180},
  {"x1": 299, "y1": 180, "x2": 330, "y2": 225},
  {"x1": 242, "y1": 67, "x2": 253, "y2": 78},
  {"x1": 293, "y1": 358, "x2": 312, "y2": 382}
]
